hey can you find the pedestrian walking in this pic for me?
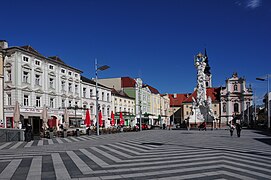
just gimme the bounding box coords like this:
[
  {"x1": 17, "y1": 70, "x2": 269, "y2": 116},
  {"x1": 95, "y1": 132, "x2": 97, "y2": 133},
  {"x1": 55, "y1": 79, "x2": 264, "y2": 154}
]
[
  {"x1": 229, "y1": 124, "x2": 235, "y2": 137},
  {"x1": 236, "y1": 123, "x2": 242, "y2": 137}
]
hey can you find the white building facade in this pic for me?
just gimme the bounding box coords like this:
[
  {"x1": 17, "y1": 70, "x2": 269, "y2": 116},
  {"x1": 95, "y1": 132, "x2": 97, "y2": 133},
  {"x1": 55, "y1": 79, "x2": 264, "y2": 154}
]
[
  {"x1": 1, "y1": 41, "x2": 112, "y2": 135},
  {"x1": 220, "y1": 73, "x2": 253, "y2": 126}
]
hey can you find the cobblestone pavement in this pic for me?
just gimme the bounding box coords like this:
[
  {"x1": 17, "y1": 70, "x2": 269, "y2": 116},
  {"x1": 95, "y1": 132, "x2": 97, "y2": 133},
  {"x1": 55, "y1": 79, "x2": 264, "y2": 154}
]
[{"x1": 0, "y1": 129, "x2": 271, "y2": 180}]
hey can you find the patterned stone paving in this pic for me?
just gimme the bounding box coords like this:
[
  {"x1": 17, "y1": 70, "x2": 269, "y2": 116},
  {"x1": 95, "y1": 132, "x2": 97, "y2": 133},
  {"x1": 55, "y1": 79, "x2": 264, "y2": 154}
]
[{"x1": 0, "y1": 129, "x2": 271, "y2": 179}]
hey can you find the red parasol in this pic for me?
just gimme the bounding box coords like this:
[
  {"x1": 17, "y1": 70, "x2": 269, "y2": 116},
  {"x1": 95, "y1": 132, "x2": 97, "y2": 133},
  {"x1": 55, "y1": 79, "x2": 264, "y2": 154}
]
[
  {"x1": 99, "y1": 111, "x2": 103, "y2": 127},
  {"x1": 120, "y1": 112, "x2": 124, "y2": 126},
  {"x1": 84, "y1": 109, "x2": 91, "y2": 127},
  {"x1": 111, "y1": 111, "x2": 115, "y2": 126}
]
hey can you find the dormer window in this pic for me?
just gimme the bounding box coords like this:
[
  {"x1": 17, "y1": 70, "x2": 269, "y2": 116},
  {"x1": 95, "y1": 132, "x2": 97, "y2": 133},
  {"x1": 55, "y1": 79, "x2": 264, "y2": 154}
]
[
  {"x1": 49, "y1": 65, "x2": 54, "y2": 70},
  {"x1": 68, "y1": 71, "x2": 72, "y2": 76},
  {"x1": 61, "y1": 69, "x2": 65, "y2": 73}
]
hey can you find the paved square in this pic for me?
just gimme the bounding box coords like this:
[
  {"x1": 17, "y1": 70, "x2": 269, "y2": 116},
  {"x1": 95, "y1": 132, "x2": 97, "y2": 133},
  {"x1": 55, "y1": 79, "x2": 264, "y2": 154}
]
[{"x1": 0, "y1": 129, "x2": 271, "y2": 179}]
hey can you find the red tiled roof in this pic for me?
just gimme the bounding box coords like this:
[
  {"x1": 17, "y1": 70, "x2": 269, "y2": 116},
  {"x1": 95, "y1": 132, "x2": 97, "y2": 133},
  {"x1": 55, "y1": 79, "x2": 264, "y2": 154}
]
[
  {"x1": 145, "y1": 85, "x2": 159, "y2": 94},
  {"x1": 169, "y1": 94, "x2": 190, "y2": 106},
  {"x1": 182, "y1": 87, "x2": 220, "y2": 103},
  {"x1": 121, "y1": 77, "x2": 136, "y2": 88}
]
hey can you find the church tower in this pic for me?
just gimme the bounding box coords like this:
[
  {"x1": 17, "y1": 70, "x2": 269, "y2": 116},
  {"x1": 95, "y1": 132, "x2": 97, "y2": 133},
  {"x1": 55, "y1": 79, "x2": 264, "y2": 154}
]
[{"x1": 204, "y1": 48, "x2": 212, "y2": 88}]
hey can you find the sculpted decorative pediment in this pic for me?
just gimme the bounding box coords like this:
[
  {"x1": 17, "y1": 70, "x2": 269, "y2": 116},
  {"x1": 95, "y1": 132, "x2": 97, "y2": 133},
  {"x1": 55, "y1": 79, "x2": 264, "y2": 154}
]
[
  {"x1": 5, "y1": 63, "x2": 12, "y2": 69},
  {"x1": 68, "y1": 77, "x2": 73, "y2": 81},
  {"x1": 61, "y1": 94, "x2": 67, "y2": 98},
  {"x1": 83, "y1": 101, "x2": 88, "y2": 105},
  {"x1": 49, "y1": 91, "x2": 56, "y2": 96},
  {"x1": 22, "y1": 86, "x2": 32, "y2": 92},
  {"x1": 4, "y1": 85, "x2": 14, "y2": 90},
  {"x1": 48, "y1": 72, "x2": 56, "y2": 77},
  {"x1": 61, "y1": 75, "x2": 67, "y2": 79},
  {"x1": 22, "y1": 64, "x2": 31, "y2": 70},
  {"x1": 75, "y1": 79, "x2": 80, "y2": 83},
  {"x1": 34, "y1": 67, "x2": 43, "y2": 73},
  {"x1": 34, "y1": 88, "x2": 44, "y2": 94},
  {"x1": 68, "y1": 95, "x2": 74, "y2": 99}
]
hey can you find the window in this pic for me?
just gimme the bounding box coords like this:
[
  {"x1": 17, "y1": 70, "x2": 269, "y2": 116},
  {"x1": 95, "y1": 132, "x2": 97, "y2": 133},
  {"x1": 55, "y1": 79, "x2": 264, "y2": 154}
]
[
  {"x1": 68, "y1": 71, "x2": 72, "y2": 75},
  {"x1": 49, "y1": 65, "x2": 54, "y2": 70},
  {"x1": 36, "y1": 96, "x2": 41, "y2": 107},
  {"x1": 50, "y1": 98, "x2": 54, "y2": 108},
  {"x1": 75, "y1": 73, "x2": 78, "y2": 78},
  {"x1": 23, "y1": 71, "x2": 29, "y2": 83},
  {"x1": 214, "y1": 111, "x2": 217, "y2": 115},
  {"x1": 102, "y1": 107, "x2": 105, "y2": 115},
  {"x1": 107, "y1": 93, "x2": 109, "y2": 102},
  {"x1": 223, "y1": 103, "x2": 226, "y2": 113},
  {"x1": 68, "y1": 83, "x2": 72, "y2": 92},
  {"x1": 61, "y1": 69, "x2": 65, "y2": 73},
  {"x1": 107, "y1": 107, "x2": 110, "y2": 116},
  {"x1": 62, "y1": 99, "x2": 65, "y2": 107},
  {"x1": 90, "y1": 89, "x2": 93, "y2": 98},
  {"x1": 75, "y1": 101, "x2": 78, "y2": 106},
  {"x1": 83, "y1": 88, "x2": 86, "y2": 98},
  {"x1": 7, "y1": 70, "x2": 11, "y2": 81},
  {"x1": 69, "y1": 100, "x2": 72, "y2": 107},
  {"x1": 246, "y1": 102, "x2": 250, "y2": 109},
  {"x1": 7, "y1": 94, "x2": 11, "y2": 105},
  {"x1": 234, "y1": 103, "x2": 239, "y2": 113},
  {"x1": 90, "y1": 106, "x2": 93, "y2": 114},
  {"x1": 102, "y1": 92, "x2": 104, "y2": 101},
  {"x1": 24, "y1": 95, "x2": 29, "y2": 106},
  {"x1": 186, "y1": 111, "x2": 189, "y2": 115},
  {"x1": 23, "y1": 56, "x2": 29, "y2": 62},
  {"x1": 234, "y1": 84, "x2": 238, "y2": 91},
  {"x1": 119, "y1": 107, "x2": 121, "y2": 112},
  {"x1": 61, "y1": 81, "x2": 65, "y2": 91},
  {"x1": 35, "y1": 60, "x2": 40, "y2": 66},
  {"x1": 83, "y1": 104, "x2": 87, "y2": 109},
  {"x1": 35, "y1": 74, "x2": 40, "y2": 86},
  {"x1": 115, "y1": 106, "x2": 117, "y2": 113},
  {"x1": 75, "y1": 85, "x2": 78, "y2": 93},
  {"x1": 49, "y1": 78, "x2": 54, "y2": 88}
]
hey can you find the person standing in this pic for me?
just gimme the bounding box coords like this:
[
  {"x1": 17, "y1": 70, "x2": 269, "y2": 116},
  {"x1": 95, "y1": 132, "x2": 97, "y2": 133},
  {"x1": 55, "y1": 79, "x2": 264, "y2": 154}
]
[{"x1": 236, "y1": 123, "x2": 242, "y2": 137}]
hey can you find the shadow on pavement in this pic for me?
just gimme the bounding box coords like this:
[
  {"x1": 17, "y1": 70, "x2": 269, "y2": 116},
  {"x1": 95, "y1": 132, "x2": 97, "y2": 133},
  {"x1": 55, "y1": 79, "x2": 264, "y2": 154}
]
[{"x1": 254, "y1": 138, "x2": 271, "y2": 146}]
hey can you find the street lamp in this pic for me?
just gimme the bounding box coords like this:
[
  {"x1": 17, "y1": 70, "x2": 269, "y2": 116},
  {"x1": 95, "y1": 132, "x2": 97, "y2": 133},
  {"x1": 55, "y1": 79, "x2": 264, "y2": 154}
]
[
  {"x1": 95, "y1": 59, "x2": 109, "y2": 135},
  {"x1": 256, "y1": 75, "x2": 270, "y2": 129}
]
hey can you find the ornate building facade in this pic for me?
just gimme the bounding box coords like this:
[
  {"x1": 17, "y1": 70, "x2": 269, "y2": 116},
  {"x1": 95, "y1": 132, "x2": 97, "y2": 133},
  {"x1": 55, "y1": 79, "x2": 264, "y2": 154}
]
[
  {"x1": 0, "y1": 41, "x2": 112, "y2": 135},
  {"x1": 220, "y1": 72, "x2": 253, "y2": 126}
]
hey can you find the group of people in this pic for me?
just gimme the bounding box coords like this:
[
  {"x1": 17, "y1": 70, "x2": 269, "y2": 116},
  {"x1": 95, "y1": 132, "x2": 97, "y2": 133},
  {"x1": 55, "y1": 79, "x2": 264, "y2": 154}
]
[{"x1": 229, "y1": 123, "x2": 242, "y2": 137}]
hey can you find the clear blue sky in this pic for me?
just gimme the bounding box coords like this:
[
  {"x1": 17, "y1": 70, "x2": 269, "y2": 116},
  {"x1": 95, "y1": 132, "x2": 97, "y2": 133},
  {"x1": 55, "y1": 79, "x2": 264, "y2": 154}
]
[{"x1": 1, "y1": 0, "x2": 271, "y2": 104}]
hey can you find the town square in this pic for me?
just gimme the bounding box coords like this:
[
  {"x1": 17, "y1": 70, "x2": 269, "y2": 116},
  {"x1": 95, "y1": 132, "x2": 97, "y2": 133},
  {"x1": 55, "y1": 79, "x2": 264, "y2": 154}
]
[{"x1": 0, "y1": 0, "x2": 271, "y2": 179}]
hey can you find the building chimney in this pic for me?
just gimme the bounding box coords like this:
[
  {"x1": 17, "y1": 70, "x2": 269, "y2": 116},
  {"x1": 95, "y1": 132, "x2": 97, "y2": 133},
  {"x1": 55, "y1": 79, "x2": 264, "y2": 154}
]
[
  {"x1": 173, "y1": 94, "x2": 177, "y2": 98},
  {"x1": 0, "y1": 40, "x2": 8, "y2": 49}
]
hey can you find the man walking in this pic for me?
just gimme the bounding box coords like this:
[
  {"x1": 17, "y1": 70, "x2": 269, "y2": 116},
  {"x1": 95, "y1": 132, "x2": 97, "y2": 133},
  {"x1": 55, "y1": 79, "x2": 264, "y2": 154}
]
[{"x1": 236, "y1": 123, "x2": 242, "y2": 137}]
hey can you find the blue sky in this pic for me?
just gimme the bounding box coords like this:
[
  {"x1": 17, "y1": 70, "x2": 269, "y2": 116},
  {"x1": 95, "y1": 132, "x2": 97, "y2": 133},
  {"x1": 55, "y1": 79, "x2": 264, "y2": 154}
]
[{"x1": 1, "y1": 0, "x2": 271, "y2": 104}]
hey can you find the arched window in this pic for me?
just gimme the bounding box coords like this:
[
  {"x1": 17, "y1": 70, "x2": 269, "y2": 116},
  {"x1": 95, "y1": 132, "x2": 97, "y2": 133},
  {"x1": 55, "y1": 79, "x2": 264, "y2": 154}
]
[
  {"x1": 234, "y1": 84, "x2": 238, "y2": 91},
  {"x1": 234, "y1": 103, "x2": 239, "y2": 113},
  {"x1": 223, "y1": 103, "x2": 226, "y2": 112}
]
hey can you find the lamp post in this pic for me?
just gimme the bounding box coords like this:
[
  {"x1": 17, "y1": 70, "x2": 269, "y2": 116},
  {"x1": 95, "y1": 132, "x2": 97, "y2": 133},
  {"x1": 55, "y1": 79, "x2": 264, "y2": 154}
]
[
  {"x1": 95, "y1": 59, "x2": 109, "y2": 135},
  {"x1": 256, "y1": 75, "x2": 270, "y2": 129}
]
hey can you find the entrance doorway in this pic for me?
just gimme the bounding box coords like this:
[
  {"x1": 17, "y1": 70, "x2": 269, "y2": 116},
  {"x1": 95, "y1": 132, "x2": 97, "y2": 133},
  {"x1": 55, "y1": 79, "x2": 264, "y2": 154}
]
[{"x1": 30, "y1": 116, "x2": 42, "y2": 139}]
